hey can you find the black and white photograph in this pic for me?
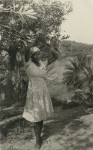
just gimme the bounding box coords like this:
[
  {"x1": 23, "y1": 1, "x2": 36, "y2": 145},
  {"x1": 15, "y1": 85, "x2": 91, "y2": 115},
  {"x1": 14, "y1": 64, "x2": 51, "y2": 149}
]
[{"x1": 0, "y1": 0, "x2": 93, "y2": 150}]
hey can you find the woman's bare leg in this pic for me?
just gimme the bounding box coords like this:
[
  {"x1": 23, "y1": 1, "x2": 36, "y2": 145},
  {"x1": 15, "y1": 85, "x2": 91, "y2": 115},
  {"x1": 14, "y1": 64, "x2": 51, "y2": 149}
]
[{"x1": 34, "y1": 120, "x2": 43, "y2": 149}]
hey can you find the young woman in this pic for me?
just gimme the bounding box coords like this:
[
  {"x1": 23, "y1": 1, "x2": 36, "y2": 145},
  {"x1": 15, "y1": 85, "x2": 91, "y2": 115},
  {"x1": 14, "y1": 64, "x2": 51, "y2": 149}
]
[{"x1": 22, "y1": 47, "x2": 59, "y2": 149}]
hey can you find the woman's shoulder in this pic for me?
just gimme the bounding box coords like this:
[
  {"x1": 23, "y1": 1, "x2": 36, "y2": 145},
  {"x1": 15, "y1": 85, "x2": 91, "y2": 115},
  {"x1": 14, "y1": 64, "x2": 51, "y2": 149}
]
[{"x1": 25, "y1": 60, "x2": 36, "y2": 69}]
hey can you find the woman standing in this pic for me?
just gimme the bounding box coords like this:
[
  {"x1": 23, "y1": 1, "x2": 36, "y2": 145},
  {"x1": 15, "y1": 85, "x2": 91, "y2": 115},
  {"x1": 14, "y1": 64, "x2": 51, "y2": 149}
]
[{"x1": 23, "y1": 47, "x2": 56, "y2": 149}]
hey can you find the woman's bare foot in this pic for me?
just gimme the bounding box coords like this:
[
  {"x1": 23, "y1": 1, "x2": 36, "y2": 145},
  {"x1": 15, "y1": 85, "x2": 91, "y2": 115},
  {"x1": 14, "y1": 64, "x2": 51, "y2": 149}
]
[{"x1": 35, "y1": 138, "x2": 42, "y2": 149}]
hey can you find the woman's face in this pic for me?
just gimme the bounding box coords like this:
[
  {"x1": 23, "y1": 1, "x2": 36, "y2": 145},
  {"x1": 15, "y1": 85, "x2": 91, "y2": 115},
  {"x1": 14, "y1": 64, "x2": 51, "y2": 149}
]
[{"x1": 32, "y1": 51, "x2": 41, "y2": 60}]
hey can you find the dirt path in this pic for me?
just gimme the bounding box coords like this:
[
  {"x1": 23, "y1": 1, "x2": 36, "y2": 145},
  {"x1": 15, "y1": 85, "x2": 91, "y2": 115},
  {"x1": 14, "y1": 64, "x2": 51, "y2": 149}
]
[{"x1": 1, "y1": 106, "x2": 93, "y2": 150}]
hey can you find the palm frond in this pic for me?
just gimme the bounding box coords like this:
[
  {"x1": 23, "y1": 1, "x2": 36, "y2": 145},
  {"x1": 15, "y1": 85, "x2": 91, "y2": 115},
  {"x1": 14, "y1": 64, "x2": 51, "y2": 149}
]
[
  {"x1": 65, "y1": 59, "x2": 79, "y2": 71},
  {"x1": 63, "y1": 70, "x2": 78, "y2": 87}
]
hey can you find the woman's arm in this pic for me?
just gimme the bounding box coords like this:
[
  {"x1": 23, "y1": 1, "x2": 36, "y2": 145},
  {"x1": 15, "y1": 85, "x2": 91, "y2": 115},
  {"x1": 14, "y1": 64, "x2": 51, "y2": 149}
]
[
  {"x1": 51, "y1": 47, "x2": 60, "y2": 59},
  {"x1": 48, "y1": 47, "x2": 61, "y2": 65}
]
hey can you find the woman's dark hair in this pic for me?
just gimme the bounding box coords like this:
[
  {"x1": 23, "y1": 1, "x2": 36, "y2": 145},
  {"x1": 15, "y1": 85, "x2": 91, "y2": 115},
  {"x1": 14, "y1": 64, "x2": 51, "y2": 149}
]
[{"x1": 31, "y1": 51, "x2": 40, "y2": 66}]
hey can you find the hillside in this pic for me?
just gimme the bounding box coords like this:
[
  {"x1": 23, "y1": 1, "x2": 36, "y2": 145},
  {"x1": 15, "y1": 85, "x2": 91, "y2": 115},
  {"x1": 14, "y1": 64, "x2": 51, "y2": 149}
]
[{"x1": 59, "y1": 40, "x2": 93, "y2": 57}]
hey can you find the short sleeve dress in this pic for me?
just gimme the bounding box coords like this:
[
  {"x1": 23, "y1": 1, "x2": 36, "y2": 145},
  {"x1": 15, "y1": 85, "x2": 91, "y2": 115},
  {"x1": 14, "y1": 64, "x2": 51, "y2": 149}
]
[{"x1": 22, "y1": 60, "x2": 54, "y2": 122}]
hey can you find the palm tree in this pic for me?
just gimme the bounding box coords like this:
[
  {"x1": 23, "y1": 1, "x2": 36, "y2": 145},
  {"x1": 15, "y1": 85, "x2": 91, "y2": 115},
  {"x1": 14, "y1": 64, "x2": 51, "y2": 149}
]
[
  {"x1": 63, "y1": 53, "x2": 93, "y2": 103},
  {"x1": 63, "y1": 54, "x2": 87, "y2": 89}
]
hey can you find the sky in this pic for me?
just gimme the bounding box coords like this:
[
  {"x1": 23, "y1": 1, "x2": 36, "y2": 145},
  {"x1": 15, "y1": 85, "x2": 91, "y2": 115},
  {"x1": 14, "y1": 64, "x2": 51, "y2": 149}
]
[{"x1": 62, "y1": 0, "x2": 93, "y2": 44}]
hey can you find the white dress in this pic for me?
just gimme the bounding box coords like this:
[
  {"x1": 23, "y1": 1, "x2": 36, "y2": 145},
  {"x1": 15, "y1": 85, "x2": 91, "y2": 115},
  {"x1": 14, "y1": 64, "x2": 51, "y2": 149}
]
[{"x1": 22, "y1": 60, "x2": 54, "y2": 122}]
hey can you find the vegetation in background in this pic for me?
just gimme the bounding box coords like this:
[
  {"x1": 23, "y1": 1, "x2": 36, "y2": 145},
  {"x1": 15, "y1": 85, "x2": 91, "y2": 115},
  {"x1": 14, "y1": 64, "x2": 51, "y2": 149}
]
[
  {"x1": 63, "y1": 53, "x2": 93, "y2": 105},
  {"x1": 59, "y1": 40, "x2": 93, "y2": 57}
]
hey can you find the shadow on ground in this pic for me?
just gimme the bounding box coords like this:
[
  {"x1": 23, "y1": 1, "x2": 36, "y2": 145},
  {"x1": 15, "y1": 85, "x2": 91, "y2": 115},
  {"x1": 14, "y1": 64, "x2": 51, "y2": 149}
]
[
  {"x1": 41, "y1": 106, "x2": 93, "y2": 150},
  {"x1": 1, "y1": 106, "x2": 93, "y2": 150}
]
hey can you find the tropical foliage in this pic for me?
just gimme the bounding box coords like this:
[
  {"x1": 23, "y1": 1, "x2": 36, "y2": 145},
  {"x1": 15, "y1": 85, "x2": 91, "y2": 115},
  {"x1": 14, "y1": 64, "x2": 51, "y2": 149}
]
[{"x1": 63, "y1": 53, "x2": 93, "y2": 104}]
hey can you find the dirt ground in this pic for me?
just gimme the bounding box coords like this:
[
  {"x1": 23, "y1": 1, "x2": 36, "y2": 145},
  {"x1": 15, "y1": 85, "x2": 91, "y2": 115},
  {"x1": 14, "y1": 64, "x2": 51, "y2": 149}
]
[{"x1": 1, "y1": 106, "x2": 93, "y2": 150}]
